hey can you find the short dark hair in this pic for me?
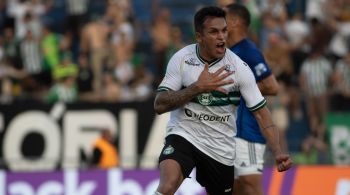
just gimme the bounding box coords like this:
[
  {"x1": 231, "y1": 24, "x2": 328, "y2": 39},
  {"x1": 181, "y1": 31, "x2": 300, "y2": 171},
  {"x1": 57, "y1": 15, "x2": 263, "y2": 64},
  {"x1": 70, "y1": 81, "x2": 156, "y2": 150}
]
[
  {"x1": 225, "y1": 3, "x2": 251, "y2": 27},
  {"x1": 194, "y1": 6, "x2": 226, "y2": 33}
]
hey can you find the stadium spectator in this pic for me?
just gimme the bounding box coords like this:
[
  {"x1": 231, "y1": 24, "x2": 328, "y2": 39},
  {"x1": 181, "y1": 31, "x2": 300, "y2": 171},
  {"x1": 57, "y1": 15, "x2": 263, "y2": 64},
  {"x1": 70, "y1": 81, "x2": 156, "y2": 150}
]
[
  {"x1": 46, "y1": 52, "x2": 78, "y2": 103},
  {"x1": 0, "y1": 58, "x2": 26, "y2": 103},
  {"x1": 284, "y1": 12, "x2": 309, "y2": 52},
  {"x1": 100, "y1": 72, "x2": 122, "y2": 103},
  {"x1": 3, "y1": 26, "x2": 21, "y2": 69},
  {"x1": 299, "y1": 47, "x2": 333, "y2": 152},
  {"x1": 21, "y1": 11, "x2": 42, "y2": 40},
  {"x1": 0, "y1": 1, "x2": 6, "y2": 35},
  {"x1": 165, "y1": 26, "x2": 186, "y2": 63},
  {"x1": 332, "y1": 51, "x2": 350, "y2": 111},
  {"x1": 76, "y1": 53, "x2": 95, "y2": 101},
  {"x1": 64, "y1": 0, "x2": 88, "y2": 40},
  {"x1": 7, "y1": 0, "x2": 45, "y2": 39},
  {"x1": 91, "y1": 128, "x2": 119, "y2": 169},
  {"x1": 19, "y1": 29, "x2": 43, "y2": 95},
  {"x1": 260, "y1": 0, "x2": 288, "y2": 24},
  {"x1": 150, "y1": 7, "x2": 171, "y2": 86},
  {"x1": 259, "y1": 12, "x2": 284, "y2": 50},
  {"x1": 127, "y1": 53, "x2": 154, "y2": 101},
  {"x1": 305, "y1": 18, "x2": 333, "y2": 57},
  {"x1": 305, "y1": 0, "x2": 328, "y2": 21},
  {"x1": 40, "y1": 24, "x2": 60, "y2": 84},
  {"x1": 80, "y1": 14, "x2": 111, "y2": 93},
  {"x1": 263, "y1": 31, "x2": 300, "y2": 121}
]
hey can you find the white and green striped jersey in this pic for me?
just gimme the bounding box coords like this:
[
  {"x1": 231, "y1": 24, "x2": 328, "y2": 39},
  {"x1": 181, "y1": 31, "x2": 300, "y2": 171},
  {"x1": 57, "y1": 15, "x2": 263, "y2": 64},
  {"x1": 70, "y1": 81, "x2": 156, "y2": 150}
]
[{"x1": 157, "y1": 44, "x2": 266, "y2": 166}]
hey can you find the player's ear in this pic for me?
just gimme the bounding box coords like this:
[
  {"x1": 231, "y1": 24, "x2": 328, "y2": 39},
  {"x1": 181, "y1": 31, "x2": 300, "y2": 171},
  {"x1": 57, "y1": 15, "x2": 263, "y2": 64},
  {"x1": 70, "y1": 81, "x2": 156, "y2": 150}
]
[{"x1": 195, "y1": 31, "x2": 202, "y2": 43}]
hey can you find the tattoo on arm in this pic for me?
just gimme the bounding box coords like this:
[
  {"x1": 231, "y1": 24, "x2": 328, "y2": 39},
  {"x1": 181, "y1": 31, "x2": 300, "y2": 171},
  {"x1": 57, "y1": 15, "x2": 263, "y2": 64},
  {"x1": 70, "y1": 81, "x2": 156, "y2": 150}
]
[
  {"x1": 154, "y1": 84, "x2": 200, "y2": 114},
  {"x1": 261, "y1": 124, "x2": 276, "y2": 131}
]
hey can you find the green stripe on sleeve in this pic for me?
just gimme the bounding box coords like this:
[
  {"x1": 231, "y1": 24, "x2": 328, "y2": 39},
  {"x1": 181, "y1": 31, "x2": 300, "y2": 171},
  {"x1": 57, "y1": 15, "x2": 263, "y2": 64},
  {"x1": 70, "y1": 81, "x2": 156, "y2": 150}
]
[
  {"x1": 157, "y1": 86, "x2": 173, "y2": 92},
  {"x1": 248, "y1": 99, "x2": 267, "y2": 112}
]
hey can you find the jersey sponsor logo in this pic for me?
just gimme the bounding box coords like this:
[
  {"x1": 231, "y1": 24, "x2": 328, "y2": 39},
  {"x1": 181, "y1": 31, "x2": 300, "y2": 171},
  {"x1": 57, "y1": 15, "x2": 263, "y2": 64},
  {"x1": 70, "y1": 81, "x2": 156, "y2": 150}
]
[
  {"x1": 163, "y1": 145, "x2": 174, "y2": 155},
  {"x1": 184, "y1": 108, "x2": 231, "y2": 122},
  {"x1": 185, "y1": 58, "x2": 200, "y2": 66},
  {"x1": 254, "y1": 63, "x2": 267, "y2": 76},
  {"x1": 198, "y1": 93, "x2": 213, "y2": 105}
]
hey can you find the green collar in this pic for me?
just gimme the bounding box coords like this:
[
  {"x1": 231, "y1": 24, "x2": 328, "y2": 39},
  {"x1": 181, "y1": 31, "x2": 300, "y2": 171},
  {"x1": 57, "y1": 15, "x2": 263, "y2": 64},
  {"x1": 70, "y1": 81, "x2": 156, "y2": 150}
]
[{"x1": 196, "y1": 44, "x2": 224, "y2": 67}]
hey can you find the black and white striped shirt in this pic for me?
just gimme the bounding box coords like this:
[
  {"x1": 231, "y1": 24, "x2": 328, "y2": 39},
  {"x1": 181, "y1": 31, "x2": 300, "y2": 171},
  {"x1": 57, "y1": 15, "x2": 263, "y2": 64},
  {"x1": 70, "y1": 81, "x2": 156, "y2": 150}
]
[
  {"x1": 20, "y1": 39, "x2": 42, "y2": 74},
  {"x1": 301, "y1": 56, "x2": 333, "y2": 96}
]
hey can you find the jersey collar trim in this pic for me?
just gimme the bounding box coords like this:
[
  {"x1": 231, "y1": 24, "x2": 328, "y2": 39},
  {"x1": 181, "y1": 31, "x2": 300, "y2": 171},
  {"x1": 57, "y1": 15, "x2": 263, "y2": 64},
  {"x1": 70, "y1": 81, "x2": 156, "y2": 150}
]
[{"x1": 196, "y1": 44, "x2": 223, "y2": 67}]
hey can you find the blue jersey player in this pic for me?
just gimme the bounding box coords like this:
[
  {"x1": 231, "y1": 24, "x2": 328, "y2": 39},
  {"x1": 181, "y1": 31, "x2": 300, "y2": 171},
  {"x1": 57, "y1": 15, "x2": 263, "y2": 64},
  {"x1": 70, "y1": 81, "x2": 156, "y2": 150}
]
[{"x1": 224, "y1": 4, "x2": 281, "y2": 195}]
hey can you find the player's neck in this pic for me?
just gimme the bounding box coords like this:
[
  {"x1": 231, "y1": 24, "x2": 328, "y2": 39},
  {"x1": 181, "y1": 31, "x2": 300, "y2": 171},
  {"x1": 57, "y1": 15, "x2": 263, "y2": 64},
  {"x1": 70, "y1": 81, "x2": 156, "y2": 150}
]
[
  {"x1": 197, "y1": 44, "x2": 220, "y2": 63},
  {"x1": 227, "y1": 30, "x2": 247, "y2": 48}
]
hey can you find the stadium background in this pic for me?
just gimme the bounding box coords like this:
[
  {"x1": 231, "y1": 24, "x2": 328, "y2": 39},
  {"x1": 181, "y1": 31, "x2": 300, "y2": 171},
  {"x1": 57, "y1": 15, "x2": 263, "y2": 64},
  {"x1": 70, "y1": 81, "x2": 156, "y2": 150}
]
[{"x1": 0, "y1": 0, "x2": 350, "y2": 194}]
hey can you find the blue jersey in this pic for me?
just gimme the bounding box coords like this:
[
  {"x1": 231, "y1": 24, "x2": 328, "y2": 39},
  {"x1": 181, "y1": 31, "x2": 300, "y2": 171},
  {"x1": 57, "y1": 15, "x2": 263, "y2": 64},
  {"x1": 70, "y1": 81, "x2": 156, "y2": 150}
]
[{"x1": 230, "y1": 39, "x2": 272, "y2": 143}]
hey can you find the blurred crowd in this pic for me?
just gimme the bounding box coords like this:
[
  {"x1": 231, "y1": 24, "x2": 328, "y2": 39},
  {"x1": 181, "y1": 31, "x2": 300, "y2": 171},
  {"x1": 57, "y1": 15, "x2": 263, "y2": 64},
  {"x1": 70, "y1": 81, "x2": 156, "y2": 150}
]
[
  {"x1": 1, "y1": 0, "x2": 350, "y2": 164},
  {"x1": 0, "y1": 0, "x2": 157, "y2": 104}
]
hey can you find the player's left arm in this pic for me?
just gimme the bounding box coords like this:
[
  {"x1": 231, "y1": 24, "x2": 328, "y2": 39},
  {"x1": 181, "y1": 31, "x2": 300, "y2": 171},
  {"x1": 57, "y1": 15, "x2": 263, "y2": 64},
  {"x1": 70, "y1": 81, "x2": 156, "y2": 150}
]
[
  {"x1": 237, "y1": 58, "x2": 292, "y2": 172},
  {"x1": 252, "y1": 107, "x2": 292, "y2": 172}
]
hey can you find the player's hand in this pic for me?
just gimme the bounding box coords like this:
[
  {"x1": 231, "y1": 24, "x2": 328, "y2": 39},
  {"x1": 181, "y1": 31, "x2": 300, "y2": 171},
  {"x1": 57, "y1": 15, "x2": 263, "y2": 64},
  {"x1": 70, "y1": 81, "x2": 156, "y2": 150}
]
[
  {"x1": 275, "y1": 154, "x2": 293, "y2": 172},
  {"x1": 195, "y1": 63, "x2": 234, "y2": 94}
]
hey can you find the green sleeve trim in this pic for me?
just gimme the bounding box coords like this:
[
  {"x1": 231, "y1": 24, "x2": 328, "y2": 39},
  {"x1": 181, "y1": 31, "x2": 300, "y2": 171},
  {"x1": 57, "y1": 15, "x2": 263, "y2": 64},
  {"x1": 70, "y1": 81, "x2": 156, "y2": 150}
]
[
  {"x1": 157, "y1": 86, "x2": 173, "y2": 92},
  {"x1": 248, "y1": 98, "x2": 267, "y2": 112}
]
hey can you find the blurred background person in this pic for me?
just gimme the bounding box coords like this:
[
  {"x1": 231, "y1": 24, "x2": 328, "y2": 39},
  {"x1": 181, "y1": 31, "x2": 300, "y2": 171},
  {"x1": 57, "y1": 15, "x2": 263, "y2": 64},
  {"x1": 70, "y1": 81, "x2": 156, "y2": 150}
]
[
  {"x1": 91, "y1": 128, "x2": 119, "y2": 169},
  {"x1": 46, "y1": 52, "x2": 78, "y2": 103},
  {"x1": 332, "y1": 51, "x2": 350, "y2": 111},
  {"x1": 299, "y1": 47, "x2": 333, "y2": 152}
]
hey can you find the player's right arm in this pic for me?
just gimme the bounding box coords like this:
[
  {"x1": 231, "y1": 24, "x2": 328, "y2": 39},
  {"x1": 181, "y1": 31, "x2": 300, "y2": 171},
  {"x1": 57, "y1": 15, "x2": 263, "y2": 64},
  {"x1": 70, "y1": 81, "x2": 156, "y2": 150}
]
[
  {"x1": 154, "y1": 85, "x2": 202, "y2": 115},
  {"x1": 154, "y1": 55, "x2": 233, "y2": 114}
]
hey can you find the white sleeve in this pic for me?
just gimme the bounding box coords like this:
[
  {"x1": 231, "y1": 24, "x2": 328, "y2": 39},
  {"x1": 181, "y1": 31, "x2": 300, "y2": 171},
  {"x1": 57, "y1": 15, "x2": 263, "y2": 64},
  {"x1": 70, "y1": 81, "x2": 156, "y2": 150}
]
[
  {"x1": 157, "y1": 52, "x2": 183, "y2": 92},
  {"x1": 236, "y1": 57, "x2": 266, "y2": 112}
]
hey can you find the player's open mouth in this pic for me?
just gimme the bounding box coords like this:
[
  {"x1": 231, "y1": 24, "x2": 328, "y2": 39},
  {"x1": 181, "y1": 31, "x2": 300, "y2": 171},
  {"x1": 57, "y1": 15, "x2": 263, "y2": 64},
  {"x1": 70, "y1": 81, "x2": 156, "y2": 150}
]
[{"x1": 216, "y1": 42, "x2": 225, "y2": 54}]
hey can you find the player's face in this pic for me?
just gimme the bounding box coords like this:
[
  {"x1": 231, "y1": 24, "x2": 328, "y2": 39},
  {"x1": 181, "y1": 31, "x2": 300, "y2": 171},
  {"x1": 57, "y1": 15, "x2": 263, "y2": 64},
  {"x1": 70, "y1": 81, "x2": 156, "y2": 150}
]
[{"x1": 196, "y1": 17, "x2": 228, "y2": 61}]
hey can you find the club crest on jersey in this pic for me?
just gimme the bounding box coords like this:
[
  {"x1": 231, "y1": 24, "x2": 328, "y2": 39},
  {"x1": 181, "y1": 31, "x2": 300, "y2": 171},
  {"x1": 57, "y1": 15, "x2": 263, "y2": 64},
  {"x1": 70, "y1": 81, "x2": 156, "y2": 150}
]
[
  {"x1": 163, "y1": 145, "x2": 174, "y2": 155},
  {"x1": 198, "y1": 93, "x2": 213, "y2": 105},
  {"x1": 225, "y1": 64, "x2": 234, "y2": 73}
]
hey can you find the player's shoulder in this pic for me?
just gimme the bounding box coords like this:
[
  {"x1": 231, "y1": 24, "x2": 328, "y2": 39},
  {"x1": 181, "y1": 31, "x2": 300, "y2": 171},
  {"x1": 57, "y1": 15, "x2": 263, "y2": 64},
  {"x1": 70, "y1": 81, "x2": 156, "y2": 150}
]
[
  {"x1": 225, "y1": 48, "x2": 247, "y2": 66},
  {"x1": 231, "y1": 44, "x2": 265, "y2": 71},
  {"x1": 172, "y1": 44, "x2": 196, "y2": 58},
  {"x1": 240, "y1": 39, "x2": 264, "y2": 59},
  {"x1": 225, "y1": 48, "x2": 242, "y2": 62}
]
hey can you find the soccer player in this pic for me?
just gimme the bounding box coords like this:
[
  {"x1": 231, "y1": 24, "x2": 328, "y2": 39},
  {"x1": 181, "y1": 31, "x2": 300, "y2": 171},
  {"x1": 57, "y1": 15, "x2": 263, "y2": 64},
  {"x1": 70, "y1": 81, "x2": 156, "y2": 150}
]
[
  {"x1": 153, "y1": 6, "x2": 292, "y2": 195},
  {"x1": 224, "y1": 3, "x2": 281, "y2": 195}
]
